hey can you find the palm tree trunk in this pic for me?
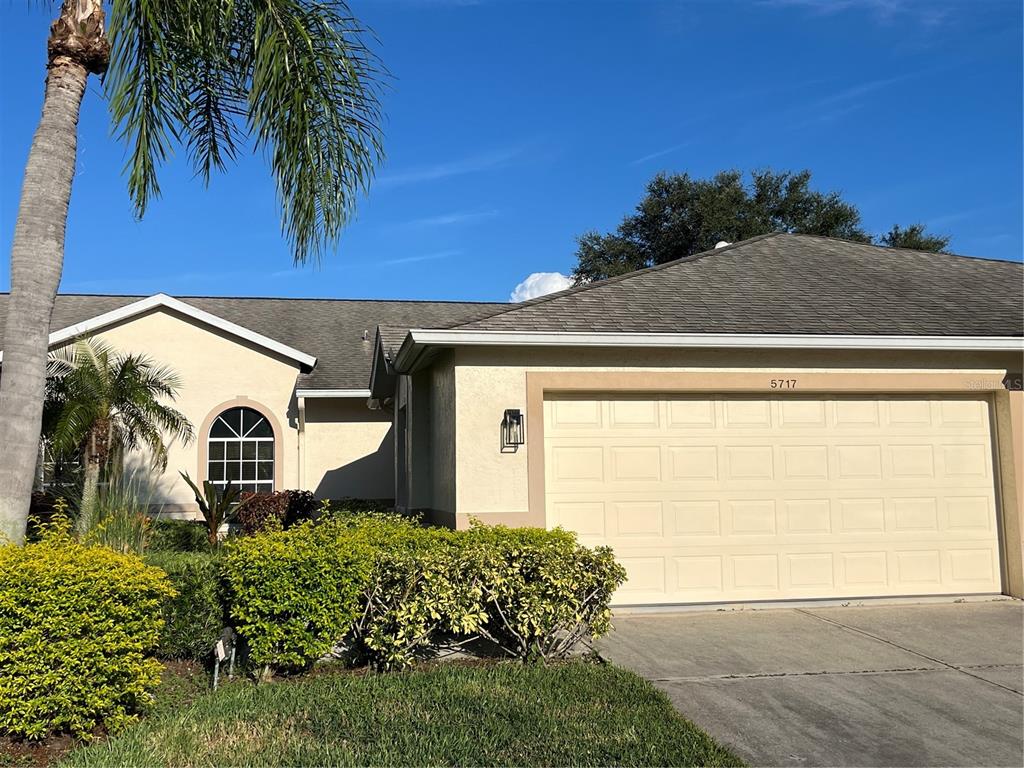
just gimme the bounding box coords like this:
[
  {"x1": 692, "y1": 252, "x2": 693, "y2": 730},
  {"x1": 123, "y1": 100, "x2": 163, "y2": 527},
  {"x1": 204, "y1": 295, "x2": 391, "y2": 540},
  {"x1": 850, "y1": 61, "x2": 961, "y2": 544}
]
[
  {"x1": 78, "y1": 420, "x2": 108, "y2": 529},
  {"x1": 0, "y1": 0, "x2": 108, "y2": 545},
  {"x1": 78, "y1": 457, "x2": 102, "y2": 537}
]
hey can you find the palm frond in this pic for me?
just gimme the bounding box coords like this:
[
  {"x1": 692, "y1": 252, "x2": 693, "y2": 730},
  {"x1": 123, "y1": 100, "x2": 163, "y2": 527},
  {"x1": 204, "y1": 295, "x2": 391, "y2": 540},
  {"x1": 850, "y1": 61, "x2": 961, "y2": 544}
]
[
  {"x1": 42, "y1": 336, "x2": 194, "y2": 473},
  {"x1": 247, "y1": 0, "x2": 385, "y2": 263},
  {"x1": 105, "y1": 0, "x2": 385, "y2": 261},
  {"x1": 106, "y1": 0, "x2": 182, "y2": 216}
]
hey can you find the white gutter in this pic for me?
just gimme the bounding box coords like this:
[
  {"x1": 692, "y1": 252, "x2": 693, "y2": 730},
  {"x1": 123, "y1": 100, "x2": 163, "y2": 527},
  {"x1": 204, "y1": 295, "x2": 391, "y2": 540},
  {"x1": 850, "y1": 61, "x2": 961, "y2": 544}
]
[
  {"x1": 296, "y1": 395, "x2": 306, "y2": 489},
  {"x1": 395, "y1": 329, "x2": 1024, "y2": 370},
  {"x1": 294, "y1": 388, "x2": 372, "y2": 399}
]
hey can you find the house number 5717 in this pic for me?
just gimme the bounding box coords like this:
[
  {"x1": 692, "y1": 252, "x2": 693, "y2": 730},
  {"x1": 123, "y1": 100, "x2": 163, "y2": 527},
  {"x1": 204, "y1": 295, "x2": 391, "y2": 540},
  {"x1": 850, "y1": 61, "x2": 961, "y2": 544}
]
[{"x1": 770, "y1": 378, "x2": 798, "y2": 389}]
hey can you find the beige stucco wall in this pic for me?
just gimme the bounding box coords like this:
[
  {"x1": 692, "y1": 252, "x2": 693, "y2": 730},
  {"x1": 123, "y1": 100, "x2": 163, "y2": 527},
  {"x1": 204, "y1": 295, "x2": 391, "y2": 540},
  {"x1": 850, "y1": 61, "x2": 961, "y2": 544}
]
[
  {"x1": 302, "y1": 398, "x2": 394, "y2": 500},
  {"x1": 79, "y1": 307, "x2": 394, "y2": 512},
  {"x1": 428, "y1": 345, "x2": 1024, "y2": 595},
  {"x1": 92, "y1": 308, "x2": 302, "y2": 510}
]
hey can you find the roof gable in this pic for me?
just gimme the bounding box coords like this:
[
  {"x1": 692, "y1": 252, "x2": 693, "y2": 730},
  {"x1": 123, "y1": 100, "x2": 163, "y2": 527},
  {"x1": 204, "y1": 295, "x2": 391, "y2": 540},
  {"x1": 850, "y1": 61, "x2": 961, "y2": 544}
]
[
  {"x1": 0, "y1": 293, "x2": 507, "y2": 391},
  {"x1": 0, "y1": 293, "x2": 319, "y2": 368}
]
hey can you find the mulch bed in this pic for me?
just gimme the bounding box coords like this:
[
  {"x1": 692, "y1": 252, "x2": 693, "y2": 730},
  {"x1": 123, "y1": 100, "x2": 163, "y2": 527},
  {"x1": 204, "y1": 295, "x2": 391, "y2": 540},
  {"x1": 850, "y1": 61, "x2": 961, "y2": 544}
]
[
  {"x1": 1, "y1": 733, "x2": 79, "y2": 768},
  {"x1": 1, "y1": 660, "x2": 208, "y2": 768}
]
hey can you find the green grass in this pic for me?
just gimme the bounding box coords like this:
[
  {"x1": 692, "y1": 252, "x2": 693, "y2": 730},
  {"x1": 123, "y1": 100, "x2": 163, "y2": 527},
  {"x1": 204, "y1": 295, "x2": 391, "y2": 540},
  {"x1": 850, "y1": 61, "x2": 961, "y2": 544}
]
[{"x1": 64, "y1": 661, "x2": 742, "y2": 767}]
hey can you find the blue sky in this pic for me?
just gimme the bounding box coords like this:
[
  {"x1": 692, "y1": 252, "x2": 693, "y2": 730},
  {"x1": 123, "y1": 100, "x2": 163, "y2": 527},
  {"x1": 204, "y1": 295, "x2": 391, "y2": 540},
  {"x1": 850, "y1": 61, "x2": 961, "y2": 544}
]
[{"x1": 1, "y1": 0, "x2": 1021, "y2": 302}]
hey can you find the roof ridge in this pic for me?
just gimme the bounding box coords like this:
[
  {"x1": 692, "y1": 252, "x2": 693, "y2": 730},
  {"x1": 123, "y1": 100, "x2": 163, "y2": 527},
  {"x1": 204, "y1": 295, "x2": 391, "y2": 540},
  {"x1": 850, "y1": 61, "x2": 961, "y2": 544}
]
[
  {"x1": 785, "y1": 232, "x2": 1023, "y2": 265},
  {"x1": 1, "y1": 292, "x2": 508, "y2": 306},
  {"x1": 445, "y1": 231, "x2": 785, "y2": 329}
]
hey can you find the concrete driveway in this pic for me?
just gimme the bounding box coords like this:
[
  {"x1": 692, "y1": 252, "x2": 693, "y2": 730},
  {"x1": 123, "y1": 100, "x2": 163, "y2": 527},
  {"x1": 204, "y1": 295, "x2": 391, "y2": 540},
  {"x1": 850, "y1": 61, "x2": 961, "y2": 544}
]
[{"x1": 598, "y1": 601, "x2": 1023, "y2": 767}]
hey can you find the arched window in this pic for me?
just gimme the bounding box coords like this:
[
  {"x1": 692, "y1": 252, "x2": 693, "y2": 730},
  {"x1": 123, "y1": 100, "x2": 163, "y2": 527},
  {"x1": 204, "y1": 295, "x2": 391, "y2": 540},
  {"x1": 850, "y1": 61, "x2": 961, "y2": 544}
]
[{"x1": 207, "y1": 406, "x2": 274, "y2": 494}]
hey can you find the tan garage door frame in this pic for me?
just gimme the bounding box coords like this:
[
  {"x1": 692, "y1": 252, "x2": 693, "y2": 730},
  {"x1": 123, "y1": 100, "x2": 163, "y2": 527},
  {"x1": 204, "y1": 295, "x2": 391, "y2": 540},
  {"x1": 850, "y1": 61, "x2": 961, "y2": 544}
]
[{"x1": 525, "y1": 369, "x2": 1024, "y2": 598}]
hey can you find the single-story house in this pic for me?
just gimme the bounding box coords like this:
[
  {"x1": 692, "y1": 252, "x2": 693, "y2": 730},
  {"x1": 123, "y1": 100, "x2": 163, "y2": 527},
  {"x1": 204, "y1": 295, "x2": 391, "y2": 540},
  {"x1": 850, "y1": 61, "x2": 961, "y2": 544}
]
[{"x1": 3, "y1": 233, "x2": 1022, "y2": 605}]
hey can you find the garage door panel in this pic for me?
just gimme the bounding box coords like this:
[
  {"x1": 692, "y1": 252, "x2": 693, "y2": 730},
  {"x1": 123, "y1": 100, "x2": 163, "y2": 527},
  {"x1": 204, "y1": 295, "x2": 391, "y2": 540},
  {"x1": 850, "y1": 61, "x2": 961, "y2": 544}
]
[
  {"x1": 945, "y1": 496, "x2": 994, "y2": 531},
  {"x1": 949, "y1": 548, "x2": 998, "y2": 583},
  {"x1": 608, "y1": 399, "x2": 660, "y2": 428},
  {"x1": 778, "y1": 399, "x2": 828, "y2": 426},
  {"x1": 783, "y1": 498, "x2": 833, "y2": 534},
  {"x1": 608, "y1": 446, "x2": 662, "y2": 482},
  {"x1": 667, "y1": 446, "x2": 719, "y2": 480},
  {"x1": 785, "y1": 553, "x2": 835, "y2": 590},
  {"x1": 667, "y1": 399, "x2": 717, "y2": 427},
  {"x1": 834, "y1": 399, "x2": 882, "y2": 427},
  {"x1": 545, "y1": 393, "x2": 1002, "y2": 605},
  {"x1": 727, "y1": 499, "x2": 777, "y2": 535},
  {"x1": 610, "y1": 501, "x2": 664, "y2": 537},
  {"x1": 670, "y1": 500, "x2": 722, "y2": 536}
]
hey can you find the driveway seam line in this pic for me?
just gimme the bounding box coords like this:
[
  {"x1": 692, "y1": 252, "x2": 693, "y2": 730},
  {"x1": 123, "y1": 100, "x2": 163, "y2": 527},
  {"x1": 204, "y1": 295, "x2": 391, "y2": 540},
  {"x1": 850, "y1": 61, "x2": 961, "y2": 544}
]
[
  {"x1": 650, "y1": 666, "x2": 947, "y2": 682},
  {"x1": 793, "y1": 608, "x2": 1023, "y2": 697}
]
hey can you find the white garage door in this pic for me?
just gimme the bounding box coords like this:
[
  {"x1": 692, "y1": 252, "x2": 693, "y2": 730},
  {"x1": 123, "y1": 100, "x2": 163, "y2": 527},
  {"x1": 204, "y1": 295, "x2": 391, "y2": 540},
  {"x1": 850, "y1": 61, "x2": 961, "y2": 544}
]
[{"x1": 544, "y1": 393, "x2": 1003, "y2": 605}]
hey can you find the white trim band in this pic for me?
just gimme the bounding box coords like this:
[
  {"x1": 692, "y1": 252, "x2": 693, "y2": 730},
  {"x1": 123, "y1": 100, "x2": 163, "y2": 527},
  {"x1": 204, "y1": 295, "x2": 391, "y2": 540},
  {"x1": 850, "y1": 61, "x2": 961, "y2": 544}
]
[
  {"x1": 396, "y1": 329, "x2": 1024, "y2": 368},
  {"x1": 295, "y1": 388, "x2": 372, "y2": 398},
  {"x1": 0, "y1": 293, "x2": 318, "y2": 368}
]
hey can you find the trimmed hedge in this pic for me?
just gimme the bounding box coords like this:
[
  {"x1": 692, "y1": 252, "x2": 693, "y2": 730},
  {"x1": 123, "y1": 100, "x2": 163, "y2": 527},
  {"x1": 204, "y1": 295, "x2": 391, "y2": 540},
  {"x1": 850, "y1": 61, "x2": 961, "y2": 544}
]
[
  {"x1": 465, "y1": 524, "x2": 626, "y2": 661},
  {"x1": 222, "y1": 521, "x2": 374, "y2": 672},
  {"x1": 145, "y1": 551, "x2": 225, "y2": 661},
  {"x1": 0, "y1": 521, "x2": 174, "y2": 740},
  {"x1": 223, "y1": 515, "x2": 626, "y2": 673},
  {"x1": 345, "y1": 519, "x2": 486, "y2": 670}
]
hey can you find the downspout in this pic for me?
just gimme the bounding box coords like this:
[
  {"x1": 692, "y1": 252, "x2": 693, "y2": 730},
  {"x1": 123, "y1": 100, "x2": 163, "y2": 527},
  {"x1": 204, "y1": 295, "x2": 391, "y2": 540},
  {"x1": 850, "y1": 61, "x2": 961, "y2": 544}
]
[{"x1": 297, "y1": 395, "x2": 306, "y2": 490}]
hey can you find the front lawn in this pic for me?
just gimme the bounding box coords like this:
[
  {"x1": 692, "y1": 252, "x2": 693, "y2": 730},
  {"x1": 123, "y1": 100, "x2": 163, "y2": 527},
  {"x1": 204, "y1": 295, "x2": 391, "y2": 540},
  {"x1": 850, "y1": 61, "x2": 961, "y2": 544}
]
[{"x1": 65, "y1": 661, "x2": 742, "y2": 767}]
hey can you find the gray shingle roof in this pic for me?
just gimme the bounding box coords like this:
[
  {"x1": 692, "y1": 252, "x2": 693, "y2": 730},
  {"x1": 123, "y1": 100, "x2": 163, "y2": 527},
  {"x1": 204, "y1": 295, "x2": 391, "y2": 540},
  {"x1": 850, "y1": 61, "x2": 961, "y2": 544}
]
[
  {"x1": 3, "y1": 234, "x2": 1019, "y2": 397},
  {"x1": 0, "y1": 294, "x2": 505, "y2": 390},
  {"x1": 377, "y1": 325, "x2": 414, "y2": 362},
  {"x1": 449, "y1": 233, "x2": 1024, "y2": 336}
]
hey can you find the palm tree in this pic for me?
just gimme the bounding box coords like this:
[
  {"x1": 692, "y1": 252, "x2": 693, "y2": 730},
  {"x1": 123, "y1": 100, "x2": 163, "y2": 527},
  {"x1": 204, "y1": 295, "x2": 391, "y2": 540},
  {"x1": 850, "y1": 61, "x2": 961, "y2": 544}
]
[
  {"x1": 0, "y1": 0, "x2": 383, "y2": 543},
  {"x1": 45, "y1": 336, "x2": 195, "y2": 522}
]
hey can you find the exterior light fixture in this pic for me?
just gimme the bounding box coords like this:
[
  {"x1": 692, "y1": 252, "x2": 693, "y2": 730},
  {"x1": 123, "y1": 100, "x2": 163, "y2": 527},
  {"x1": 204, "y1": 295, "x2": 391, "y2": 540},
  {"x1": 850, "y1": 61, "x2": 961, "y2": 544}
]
[{"x1": 502, "y1": 408, "x2": 525, "y2": 448}]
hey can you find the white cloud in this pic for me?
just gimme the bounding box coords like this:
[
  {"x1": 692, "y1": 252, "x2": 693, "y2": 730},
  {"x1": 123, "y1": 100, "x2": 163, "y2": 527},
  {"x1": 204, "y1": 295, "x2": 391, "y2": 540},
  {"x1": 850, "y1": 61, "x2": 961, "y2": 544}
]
[
  {"x1": 629, "y1": 141, "x2": 692, "y2": 166},
  {"x1": 377, "y1": 147, "x2": 521, "y2": 189},
  {"x1": 396, "y1": 209, "x2": 499, "y2": 228},
  {"x1": 509, "y1": 271, "x2": 573, "y2": 303},
  {"x1": 762, "y1": 0, "x2": 954, "y2": 27},
  {"x1": 382, "y1": 249, "x2": 461, "y2": 266}
]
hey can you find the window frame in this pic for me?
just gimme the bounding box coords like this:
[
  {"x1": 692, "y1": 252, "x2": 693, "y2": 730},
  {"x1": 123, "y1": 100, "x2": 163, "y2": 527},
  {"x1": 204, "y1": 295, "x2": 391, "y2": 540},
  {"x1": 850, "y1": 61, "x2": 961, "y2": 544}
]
[{"x1": 206, "y1": 406, "x2": 275, "y2": 495}]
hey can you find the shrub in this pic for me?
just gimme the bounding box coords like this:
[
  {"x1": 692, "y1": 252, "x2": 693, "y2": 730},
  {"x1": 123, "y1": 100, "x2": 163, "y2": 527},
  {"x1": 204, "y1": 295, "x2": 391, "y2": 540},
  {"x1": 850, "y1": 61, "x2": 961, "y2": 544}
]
[
  {"x1": 148, "y1": 518, "x2": 211, "y2": 553},
  {"x1": 344, "y1": 518, "x2": 486, "y2": 670},
  {"x1": 236, "y1": 491, "x2": 289, "y2": 534},
  {"x1": 319, "y1": 497, "x2": 393, "y2": 517},
  {"x1": 222, "y1": 521, "x2": 374, "y2": 673},
  {"x1": 78, "y1": 481, "x2": 154, "y2": 555},
  {"x1": 26, "y1": 494, "x2": 74, "y2": 542},
  {"x1": 237, "y1": 490, "x2": 318, "y2": 535},
  {"x1": 464, "y1": 525, "x2": 627, "y2": 662},
  {"x1": 145, "y1": 551, "x2": 224, "y2": 660},
  {"x1": 0, "y1": 520, "x2": 174, "y2": 740},
  {"x1": 343, "y1": 518, "x2": 622, "y2": 668},
  {"x1": 286, "y1": 490, "x2": 317, "y2": 525}
]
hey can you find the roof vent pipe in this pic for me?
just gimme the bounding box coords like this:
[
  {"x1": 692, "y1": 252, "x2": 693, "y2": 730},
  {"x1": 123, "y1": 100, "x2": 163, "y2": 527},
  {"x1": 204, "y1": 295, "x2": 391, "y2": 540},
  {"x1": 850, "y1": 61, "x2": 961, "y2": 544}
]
[{"x1": 714, "y1": 241, "x2": 731, "y2": 249}]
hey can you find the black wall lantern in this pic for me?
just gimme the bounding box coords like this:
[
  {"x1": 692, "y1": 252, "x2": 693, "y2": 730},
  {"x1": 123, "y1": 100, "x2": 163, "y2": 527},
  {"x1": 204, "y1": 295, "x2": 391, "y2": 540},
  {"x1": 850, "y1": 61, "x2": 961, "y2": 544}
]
[{"x1": 502, "y1": 408, "x2": 526, "y2": 449}]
